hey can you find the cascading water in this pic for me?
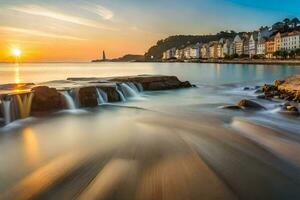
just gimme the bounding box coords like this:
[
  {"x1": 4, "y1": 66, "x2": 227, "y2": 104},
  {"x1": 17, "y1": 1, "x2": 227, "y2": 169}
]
[
  {"x1": 96, "y1": 88, "x2": 108, "y2": 105},
  {"x1": 127, "y1": 83, "x2": 139, "y2": 93},
  {"x1": 136, "y1": 83, "x2": 144, "y2": 92},
  {"x1": 119, "y1": 83, "x2": 139, "y2": 98},
  {"x1": 16, "y1": 93, "x2": 34, "y2": 119},
  {"x1": 60, "y1": 91, "x2": 76, "y2": 110},
  {"x1": 116, "y1": 89, "x2": 126, "y2": 102},
  {"x1": 2, "y1": 99, "x2": 11, "y2": 125}
]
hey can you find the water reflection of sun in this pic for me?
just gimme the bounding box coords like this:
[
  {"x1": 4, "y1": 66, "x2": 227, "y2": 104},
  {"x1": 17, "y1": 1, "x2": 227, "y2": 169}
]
[{"x1": 22, "y1": 127, "x2": 40, "y2": 167}]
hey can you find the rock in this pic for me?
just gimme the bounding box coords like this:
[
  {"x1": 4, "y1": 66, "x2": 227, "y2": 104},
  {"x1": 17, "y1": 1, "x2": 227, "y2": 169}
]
[
  {"x1": 238, "y1": 99, "x2": 266, "y2": 110},
  {"x1": 31, "y1": 86, "x2": 64, "y2": 114},
  {"x1": 275, "y1": 80, "x2": 285, "y2": 87},
  {"x1": 257, "y1": 94, "x2": 266, "y2": 99},
  {"x1": 220, "y1": 105, "x2": 242, "y2": 110},
  {"x1": 111, "y1": 75, "x2": 192, "y2": 91},
  {"x1": 78, "y1": 87, "x2": 98, "y2": 107},
  {"x1": 255, "y1": 88, "x2": 263, "y2": 94},
  {"x1": 243, "y1": 87, "x2": 250, "y2": 91},
  {"x1": 98, "y1": 86, "x2": 121, "y2": 102}
]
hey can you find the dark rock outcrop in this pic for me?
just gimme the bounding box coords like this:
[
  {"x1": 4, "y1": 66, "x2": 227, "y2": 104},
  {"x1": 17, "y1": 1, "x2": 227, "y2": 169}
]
[
  {"x1": 221, "y1": 105, "x2": 242, "y2": 110},
  {"x1": 98, "y1": 86, "x2": 121, "y2": 102},
  {"x1": 279, "y1": 102, "x2": 300, "y2": 116},
  {"x1": 78, "y1": 87, "x2": 98, "y2": 107},
  {"x1": 111, "y1": 75, "x2": 192, "y2": 91},
  {"x1": 238, "y1": 99, "x2": 266, "y2": 110},
  {"x1": 31, "y1": 86, "x2": 64, "y2": 114}
]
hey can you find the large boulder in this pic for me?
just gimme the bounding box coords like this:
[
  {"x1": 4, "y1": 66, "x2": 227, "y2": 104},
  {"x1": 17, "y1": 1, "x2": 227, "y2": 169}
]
[
  {"x1": 238, "y1": 99, "x2": 266, "y2": 110},
  {"x1": 31, "y1": 86, "x2": 64, "y2": 114},
  {"x1": 78, "y1": 87, "x2": 98, "y2": 107}
]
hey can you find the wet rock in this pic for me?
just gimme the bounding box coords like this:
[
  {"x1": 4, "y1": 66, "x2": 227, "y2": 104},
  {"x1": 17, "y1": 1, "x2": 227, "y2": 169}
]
[
  {"x1": 255, "y1": 88, "x2": 263, "y2": 94},
  {"x1": 78, "y1": 87, "x2": 98, "y2": 107},
  {"x1": 220, "y1": 105, "x2": 242, "y2": 110},
  {"x1": 98, "y1": 86, "x2": 121, "y2": 102},
  {"x1": 275, "y1": 80, "x2": 285, "y2": 87},
  {"x1": 243, "y1": 87, "x2": 250, "y2": 91},
  {"x1": 31, "y1": 86, "x2": 64, "y2": 114},
  {"x1": 238, "y1": 99, "x2": 266, "y2": 110},
  {"x1": 111, "y1": 75, "x2": 192, "y2": 91},
  {"x1": 257, "y1": 94, "x2": 267, "y2": 99}
]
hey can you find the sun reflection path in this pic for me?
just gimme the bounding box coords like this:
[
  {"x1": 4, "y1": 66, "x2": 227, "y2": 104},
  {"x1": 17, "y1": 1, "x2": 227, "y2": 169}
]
[
  {"x1": 14, "y1": 63, "x2": 21, "y2": 84},
  {"x1": 22, "y1": 127, "x2": 40, "y2": 167}
]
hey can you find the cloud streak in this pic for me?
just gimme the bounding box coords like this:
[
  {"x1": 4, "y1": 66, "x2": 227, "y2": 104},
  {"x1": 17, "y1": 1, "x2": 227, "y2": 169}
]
[
  {"x1": 0, "y1": 26, "x2": 86, "y2": 41},
  {"x1": 9, "y1": 5, "x2": 116, "y2": 31},
  {"x1": 94, "y1": 5, "x2": 114, "y2": 20}
]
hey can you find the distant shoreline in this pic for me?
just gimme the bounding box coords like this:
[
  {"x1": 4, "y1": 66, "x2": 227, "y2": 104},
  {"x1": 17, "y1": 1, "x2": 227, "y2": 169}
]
[{"x1": 155, "y1": 59, "x2": 300, "y2": 65}]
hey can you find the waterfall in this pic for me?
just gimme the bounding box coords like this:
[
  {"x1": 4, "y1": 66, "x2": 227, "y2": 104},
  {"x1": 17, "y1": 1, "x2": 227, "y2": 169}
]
[
  {"x1": 96, "y1": 88, "x2": 108, "y2": 105},
  {"x1": 119, "y1": 83, "x2": 139, "y2": 98},
  {"x1": 60, "y1": 91, "x2": 76, "y2": 110},
  {"x1": 16, "y1": 93, "x2": 34, "y2": 119},
  {"x1": 2, "y1": 100, "x2": 11, "y2": 125},
  {"x1": 116, "y1": 89, "x2": 126, "y2": 102},
  {"x1": 127, "y1": 83, "x2": 139, "y2": 93},
  {"x1": 136, "y1": 83, "x2": 144, "y2": 92}
]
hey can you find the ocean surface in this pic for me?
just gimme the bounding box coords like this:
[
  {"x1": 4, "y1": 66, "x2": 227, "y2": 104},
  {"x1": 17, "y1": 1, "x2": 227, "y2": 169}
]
[{"x1": 1, "y1": 62, "x2": 300, "y2": 200}]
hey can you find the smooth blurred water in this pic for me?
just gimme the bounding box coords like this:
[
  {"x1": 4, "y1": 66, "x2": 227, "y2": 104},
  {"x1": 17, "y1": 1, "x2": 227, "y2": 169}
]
[
  {"x1": 1, "y1": 62, "x2": 300, "y2": 85},
  {"x1": 1, "y1": 62, "x2": 300, "y2": 200}
]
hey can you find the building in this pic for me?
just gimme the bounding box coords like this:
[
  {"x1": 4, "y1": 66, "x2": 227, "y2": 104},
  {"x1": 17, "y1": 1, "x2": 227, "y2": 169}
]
[
  {"x1": 257, "y1": 39, "x2": 266, "y2": 56},
  {"x1": 189, "y1": 43, "x2": 202, "y2": 59},
  {"x1": 217, "y1": 43, "x2": 224, "y2": 58},
  {"x1": 201, "y1": 44, "x2": 209, "y2": 59},
  {"x1": 249, "y1": 33, "x2": 258, "y2": 58},
  {"x1": 280, "y1": 31, "x2": 300, "y2": 52},
  {"x1": 274, "y1": 32, "x2": 281, "y2": 52},
  {"x1": 209, "y1": 42, "x2": 218, "y2": 58},
  {"x1": 233, "y1": 35, "x2": 243, "y2": 55},
  {"x1": 222, "y1": 39, "x2": 233, "y2": 57},
  {"x1": 175, "y1": 49, "x2": 184, "y2": 60},
  {"x1": 163, "y1": 48, "x2": 176, "y2": 60},
  {"x1": 243, "y1": 35, "x2": 250, "y2": 56},
  {"x1": 265, "y1": 37, "x2": 275, "y2": 58}
]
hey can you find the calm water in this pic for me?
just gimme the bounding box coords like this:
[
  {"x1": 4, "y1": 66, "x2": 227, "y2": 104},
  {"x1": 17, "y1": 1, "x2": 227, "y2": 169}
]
[{"x1": 1, "y1": 63, "x2": 300, "y2": 200}]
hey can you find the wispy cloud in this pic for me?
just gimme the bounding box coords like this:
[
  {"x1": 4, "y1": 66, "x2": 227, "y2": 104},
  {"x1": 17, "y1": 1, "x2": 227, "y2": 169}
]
[
  {"x1": 94, "y1": 5, "x2": 114, "y2": 20},
  {"x1": 0, "y1": 26, "x2": 86, "y2": 41},
  {"x1": 9, "y1": 5, "x2": 116, "y2": 31}
]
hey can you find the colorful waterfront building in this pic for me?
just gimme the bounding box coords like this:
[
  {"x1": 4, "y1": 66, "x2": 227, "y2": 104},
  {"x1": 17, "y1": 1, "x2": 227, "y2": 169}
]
[
  {"x1": 265, "y1": 37, "x2": 275, "y2": 58},
  {"x1": 249, "y1": 32, "x2": 258, "y2": 58},
  {"x1": 280, "y1": 31, "x2": 300, "y2": 52},
  {"x1": 233, "y1": 35, "x2": 243, "y2": 55}
]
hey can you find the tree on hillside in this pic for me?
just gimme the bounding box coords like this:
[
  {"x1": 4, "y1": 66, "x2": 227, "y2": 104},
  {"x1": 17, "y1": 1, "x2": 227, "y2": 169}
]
[{"x1": 291, "y1": 17, "x2": 300, "y2": 28}]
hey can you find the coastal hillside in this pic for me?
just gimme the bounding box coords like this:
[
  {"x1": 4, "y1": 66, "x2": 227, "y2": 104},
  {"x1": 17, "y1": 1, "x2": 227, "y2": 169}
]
[{"x1": 144, "y1": 31, "x2": 237, "y2": 61}]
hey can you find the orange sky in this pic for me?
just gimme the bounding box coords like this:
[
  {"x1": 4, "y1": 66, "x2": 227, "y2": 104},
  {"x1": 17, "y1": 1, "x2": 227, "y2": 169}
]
[{"x1": 0, "y1": 0, "x2": 292, "y2": 62}]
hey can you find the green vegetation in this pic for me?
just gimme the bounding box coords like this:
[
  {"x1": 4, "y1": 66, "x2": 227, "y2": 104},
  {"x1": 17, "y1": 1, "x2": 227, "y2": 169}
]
[{"x1": 144, "y1": 31, "x2": 237, "y2": 61}]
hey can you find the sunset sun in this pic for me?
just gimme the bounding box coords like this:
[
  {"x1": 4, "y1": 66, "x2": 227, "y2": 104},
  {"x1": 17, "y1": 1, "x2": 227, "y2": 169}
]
[{"x1": 11, "y1": 48, "x2": 22, "y2": 57}]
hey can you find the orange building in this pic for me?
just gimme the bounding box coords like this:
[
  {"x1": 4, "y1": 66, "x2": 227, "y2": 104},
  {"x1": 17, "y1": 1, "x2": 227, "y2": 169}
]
[{"x1": 265, "y1": 37, "x2": 275, "y2": 58}]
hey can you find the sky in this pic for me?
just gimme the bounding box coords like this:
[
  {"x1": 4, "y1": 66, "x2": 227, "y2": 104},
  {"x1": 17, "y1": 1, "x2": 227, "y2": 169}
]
[{"x1": 0, "y1": 0, "x2": 300, "y2": 62}]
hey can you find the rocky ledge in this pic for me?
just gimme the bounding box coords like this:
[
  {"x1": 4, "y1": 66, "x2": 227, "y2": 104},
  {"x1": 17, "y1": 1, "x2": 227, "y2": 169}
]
[
  {"x1": 0, "y1": 75, "x2": 192, "y2": 126},
  {"x1": 262, "y1": 75, "x2": 300, "y2": 102}
]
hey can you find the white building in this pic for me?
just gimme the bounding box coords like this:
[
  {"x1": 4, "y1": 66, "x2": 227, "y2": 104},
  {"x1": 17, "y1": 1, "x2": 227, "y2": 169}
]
[
  {"x1": 201, "y1": 44, "x2": 209, "y2": 58},
  {"x1": 175, "y1": 49, "x2": 185, "y2": 60},
  {"x1": 249, "y1": 33, "x2": 258, "y2": 58},
  {"x1": 280, "y1": 31, "x2": 300, "y2": 52},
  {"x1": 223, "y1": 39, "x2": 233, "y2": 57},
  {"x1": 233, "y1": 35, "x2": 243, "y2": 55},
  {"x1": 163, "y1": 48, "x2": 176, "y2": 60},
  {"x1": 257, "y1": 39, "x2": 266, "y2": 55}
]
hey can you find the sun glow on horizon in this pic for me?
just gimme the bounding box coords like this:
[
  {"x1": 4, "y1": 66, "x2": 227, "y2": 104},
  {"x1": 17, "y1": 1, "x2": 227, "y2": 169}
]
[{"x1": 11, "y1": 48, "x2": 22, "y2": 57}]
